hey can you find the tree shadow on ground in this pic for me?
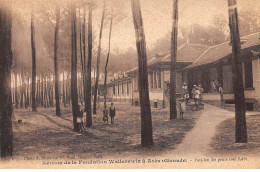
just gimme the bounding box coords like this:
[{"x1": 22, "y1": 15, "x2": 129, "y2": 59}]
[
  {"x1": 12, "y1": 104, "x2": 202, "y2": 158},
  {"x1": 208, "y1": 114, "x2": 260, "y2": 156}
]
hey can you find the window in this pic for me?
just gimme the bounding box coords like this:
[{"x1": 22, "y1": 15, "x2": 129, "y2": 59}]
[
  {"x1": 154, "y1": 102, "x2": 158, "y2": 108},
  {"x1": 118, "y1": 82, "x2": 120, "y2": 95},
  {"x1": 127, "y1": 81, "x2": 129, "y2": 95},
  {"x1": 158, "y1": 70, "x2": 161, "y2": 88},
  {"x1": 122, "y1": 82, "x2": 124, "y2": 95},
  {"x1": 154, "y1": 71, "x2": 157, "y2": 88},
  {"x1": 244, "y1": 58, "x2": 253, "y2": 88},
  {"x1": 150, "y1": 72, "x2": 153, "y2": 89},
  {"x1": 136, "y1": 77, "x2": 139, "y2": 91},
  {"x1": 113, "y1": 84, "x2": 115, "y2": 95},
  {"x1": 134, "y1": 77, "x2": 137, "y2": 91}
]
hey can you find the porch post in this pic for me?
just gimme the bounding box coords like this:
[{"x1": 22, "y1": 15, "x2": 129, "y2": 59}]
[{"x1": 217, "y1": 62, "x2": 223, "y2": 87}]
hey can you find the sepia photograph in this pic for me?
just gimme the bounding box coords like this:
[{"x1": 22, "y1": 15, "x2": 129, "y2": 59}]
[{"x1": 0, "y1": 0, "x2": 260, "y2": 169}]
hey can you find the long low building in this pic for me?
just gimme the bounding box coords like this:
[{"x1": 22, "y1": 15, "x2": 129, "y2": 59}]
[
  {"x1": 98, "y1": 32, "x2": 260, "y2": 111},
  {"x1": 178, "y1": 32, "x2": 260, "y2": 111},
  {"x1": 99, "y1": 43, "x2": 210, "y2": 108}
]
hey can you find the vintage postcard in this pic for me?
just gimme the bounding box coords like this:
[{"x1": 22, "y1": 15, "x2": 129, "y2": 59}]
[{"x1": 0, "y1": 0, "x2": 260, "y2": 169}]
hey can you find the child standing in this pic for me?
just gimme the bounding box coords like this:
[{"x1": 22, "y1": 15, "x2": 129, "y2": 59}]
[
  {"x1": 179, "y1": 98, "x2": 186, "y2": 120},
  {"x1": 194, "y1": 86, "x2": 200, "y2": 110},
  {"x1": 109, "y1": 103, "x2": 116, "y2": 124},
  {"x1": 103, "y1": 107, "x2": 109, "y2": 124},
  {"x1": 219, "y1": 84, "x2": 224, "y2": 106}
]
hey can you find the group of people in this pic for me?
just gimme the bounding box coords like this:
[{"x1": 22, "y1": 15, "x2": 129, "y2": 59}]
[
  {"x1": 178, "y1": 82, "x2": 224, "y2": 119},
  {"x1": 103, "y1": 103, "x2": 116, "y2": 124},
  {"x1": 100, "y1": 83, "x2": 223, "y2": 122},
  {"x1": 178, "y1": 83, "x2": 204, "y2": 120},
  {"x1": 191, "y1": 84, "x2": 204, "y2": 109},
  {"x1": 75, "y1": 103, "x2": 116, "y2": 132}
]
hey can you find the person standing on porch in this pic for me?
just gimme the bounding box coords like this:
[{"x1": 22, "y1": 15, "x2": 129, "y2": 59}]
[
  {"x1": 191, "y1": 85, "x2": 197, "y2": 107},
  {"x1": 179, "y1": 98, "x2": 186, "y2": 120},
  {"x1": 219, "y1": 84, "x2": 224, "y2": 105},
  {"x1": 191, "y1": 85, "x2": 196, "y2": 99},
  {"x1": 211, "y1": 80, "x2": 216, "y2": 92},
  {"x1": 194, "y1": 86, "x2": 200, "y2": 110},
  {"x1": 214, "y1": 80, "x2": 219, "y2": 92},
  {"x1": 198, "y1": 84, "x2": 204, "y2": 105},
  {"x1": 181, "y1": 83, "x2": 189, "y2": 111},
  {"x1": 180, "y1": 83, "x2": 188, "y2": 98}
]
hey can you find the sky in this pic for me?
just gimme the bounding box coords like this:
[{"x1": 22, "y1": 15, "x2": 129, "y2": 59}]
[
  {"x1": 2, "y1": 0, "x2": 260, "y2": 55},
  {"x1": 99, "y1": 0, "x2": 260, "y2": 53}
]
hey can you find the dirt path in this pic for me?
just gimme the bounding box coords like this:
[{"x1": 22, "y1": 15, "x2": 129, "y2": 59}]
[{"x1": 163, "y1": 103, "x2": 234, "y2": 157}]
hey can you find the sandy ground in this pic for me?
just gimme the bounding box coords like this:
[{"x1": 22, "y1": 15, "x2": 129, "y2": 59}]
[
  {"x1": 11, "y1": 102, "x2": 201, "y2": 160},
  {"x1": 209, "y1": 114, "x2": 260, "y2": 157},
  {"x1": 2, "y1": 102, "x2": 259, "y2": 168}
]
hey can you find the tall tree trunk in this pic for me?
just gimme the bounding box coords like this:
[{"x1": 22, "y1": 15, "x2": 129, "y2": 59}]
[
  {"x1": 131, "y1": 0, "x2": 153, "y2": 147},
  {"x1": 41, "y1": 75, "x2": 43, "y2": 106},
  {"x1": 93, "y1": 0, "x2": 106, "y2": 114},
  {"x1": 27, "y1": 76, "x2": 30, "y2": 107},
  {"x1": 79, "y1": 9, "x2": 85, "y2": 97},
  {"x1": 15, "y1": 72, "x2": 19, "y2": 108},
  {"x1": 86, "y1": 0, "x2": 93, "y2": 127},
  {"x1": 54, "y1": 7, "x2": 61, "y2": 116},
  {"x1": 47, "y1": 76, "x2": 50, "y2": 107},
  {"x1": 24, "y1": 74, "x2": 28, "y2": 108},
  {"x1": 20, "y1": 67, "x2": 23, "y2": 108},
  {"x1": 31, "y1": 11, "x2": 37, "y2": 112},
  {"x1": 82, "y1": 5, "x2": 87, "y2": 110},
  {"x1": 169, "y1": 0, "x2": 178, "y2": 120},
  {"x1": 50, "y1": 76, "x2": 54, "y2": 106},
  {"x1": 0, "y1": 5, "x2": 13, "y2": 158},
  {"x1": 44, "y1": 75, "x2": 48, "y2": 107},
  {"x1": 63, "y1": 71, "x2": 66, "y2": 107},
  {"x1": 36, "y1": 75, "x2": 39, "y2": 106},
  {"x1": 71, "y1": 4, "x2": 80, "y2": 132},
  {"x1": 227, "y1": 0, "x2": 247, "y2": 143},
  {"x1": 37, "y1": 76, "x2": 40, "y2": 106},
  {"x1": 66, "y1": 71, "x2": 71, "y2": 105},
  {"x1": 51, "y1": 76, "x2": 54, "y2": 106},
  {"x1": 104, "y1": 7, "x2": 113, "y2": 109},
  {"x1": 20, "y1": 67, "x2": 24, "y2": 108},
  {"x1": 79, "y1": 11, "x2": 85, "y2": 106}
]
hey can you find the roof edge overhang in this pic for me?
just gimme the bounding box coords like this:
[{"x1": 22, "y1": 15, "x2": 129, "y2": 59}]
[{"x1": 179, "y1": 43, "x2": 260, "y2": 72}]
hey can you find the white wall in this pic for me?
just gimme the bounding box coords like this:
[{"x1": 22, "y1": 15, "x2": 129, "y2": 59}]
[{"x1": 245, "y1": 58, "x2": 260, "y2": 102}]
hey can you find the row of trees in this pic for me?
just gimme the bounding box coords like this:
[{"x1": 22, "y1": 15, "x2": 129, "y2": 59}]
[
  {"x1": 1, "y1": 0, "x2": 248, "y2": 158},
  {"x1": 7, "y1": 0, "x2": 113, "y2": 127}
]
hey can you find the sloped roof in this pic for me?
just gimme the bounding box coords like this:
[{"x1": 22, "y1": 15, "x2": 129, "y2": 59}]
[
  {"x1": 183, "y1": 32, "x2": 260, "y2": 70},
  {"x1": 91, "y1": 75, "x2": 114, "y2": 87},
  {"x1": 127, "y1": 43, "x2": 209, "y2": 74},
  {"x1": 165, "y1": 43, "x2": 210, "y2": 63}
]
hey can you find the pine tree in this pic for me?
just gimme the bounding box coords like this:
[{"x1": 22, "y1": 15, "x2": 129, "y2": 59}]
[
  {"x1": 131, "y1": 0, "x2": 153, "y2": 147},
  {"x1": 227, "y1": 0, "x2": 247, "y2": 143},
  {"x1": 104, "y1": 7, "x2": 113, "y2": 109},
  {"x1": 54, "y1": 6, "x2": 61, "y2": 116},
  {"x1": 93, "y1": 0, "x2": 106, "y2": 114},
  {"x1": 86, "y1": 0, "x2": 93, "y2": 127},
  {"x1": 0, "y1": 4, "x2": 13, "y2": 158},
  {"x1": 169, "y1": 0, "x2": 178, "y2": 120},
  {"x1": 31, "y1": 11, "x2": 37, "y2": 112},
  {"x1": 71, "y1": 4, "x2": 81, "y2": 132}
]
